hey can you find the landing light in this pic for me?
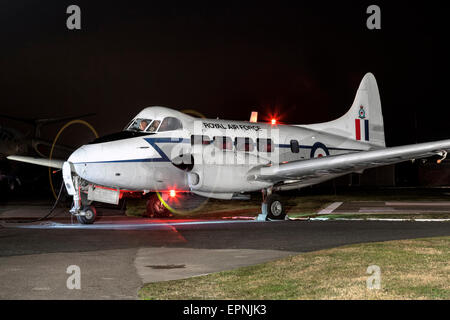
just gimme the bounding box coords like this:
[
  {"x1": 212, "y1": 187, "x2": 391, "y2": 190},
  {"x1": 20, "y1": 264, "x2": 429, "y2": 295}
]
[
  {"x1": 169, "y1": 189, "x2": 176, "y2": 198},
  {"x1": 271, "y1": 118, "x2": 277, "y2": 125}
]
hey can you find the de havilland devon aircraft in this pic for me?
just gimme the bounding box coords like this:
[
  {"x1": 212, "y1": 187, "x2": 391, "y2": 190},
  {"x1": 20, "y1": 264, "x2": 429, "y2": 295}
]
[{"x1": 7, "y1": 73, "x2": 450, "y2": 224}]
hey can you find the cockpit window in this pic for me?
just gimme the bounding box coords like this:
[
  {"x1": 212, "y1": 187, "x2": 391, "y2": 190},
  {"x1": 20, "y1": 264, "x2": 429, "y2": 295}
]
[
  {"x1": 126, "y1": 118, "x2": 152, "y2": 132},
  {"x1": 146, "y1": 120, "x2": 161, "y2": 132},
  {"x1": 125, "y1": 116, "x2": 182, "y2": 133},
  {"x1": 158, "y1": 117, "x2": 183, "y2": 132}
]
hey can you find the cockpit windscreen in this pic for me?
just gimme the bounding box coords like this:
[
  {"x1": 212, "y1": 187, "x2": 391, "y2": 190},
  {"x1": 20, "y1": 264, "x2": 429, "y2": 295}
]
[
  {"x1": 126, "y1": 118, "x2": 152, "y2": 132},
  {"x1": 125, "y1": 117, "x2": 183, "y2": 133}
]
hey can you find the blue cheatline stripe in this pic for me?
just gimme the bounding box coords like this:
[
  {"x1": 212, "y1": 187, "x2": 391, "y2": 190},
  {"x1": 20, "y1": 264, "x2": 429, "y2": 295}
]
[
  {"x1": 364, "y1": 120, "x2": 369, "y2": 141},
  {"x1": 142, "y1": 137, "x2": 189, "y2": 162},
  {"x1": 73, "y1": 137, "x2": 190, "y2": 164},
  {"x1": 73, "y1": 137, "x2": 365, "y2": 164},
  {"x1": 74, "y1": 158, "x2": 168, "y2": 164}
]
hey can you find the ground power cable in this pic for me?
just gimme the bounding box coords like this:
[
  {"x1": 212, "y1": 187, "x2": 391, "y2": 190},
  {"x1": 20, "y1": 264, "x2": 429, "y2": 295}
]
[{"x1": 0, "y1": 181, "x2": 65, "y2": 225}]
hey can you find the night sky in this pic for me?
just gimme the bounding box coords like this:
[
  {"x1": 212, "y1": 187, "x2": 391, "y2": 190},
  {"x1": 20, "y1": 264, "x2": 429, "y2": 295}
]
[{"x1": 0, "y1": 1, "x2": 447, "y2": 148}]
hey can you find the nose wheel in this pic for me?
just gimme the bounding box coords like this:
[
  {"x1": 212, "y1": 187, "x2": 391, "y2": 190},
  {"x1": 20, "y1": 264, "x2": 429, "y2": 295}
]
[{"x1": 76, "y1": 205, "x2": 97, "y2": 224}]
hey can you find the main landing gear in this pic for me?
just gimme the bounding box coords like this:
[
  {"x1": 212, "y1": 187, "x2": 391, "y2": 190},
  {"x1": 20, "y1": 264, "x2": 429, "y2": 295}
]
[
  {"x1": 259, "y1": 189, "x2": 286, "y2": 221},
  {"x1": 144, "y1": 193, "x2": 173, "y2": 218}
]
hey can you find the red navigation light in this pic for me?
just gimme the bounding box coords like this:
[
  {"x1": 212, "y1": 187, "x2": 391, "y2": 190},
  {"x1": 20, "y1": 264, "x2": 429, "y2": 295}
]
[
  {"x1": 271, "y1": 118, "x2": 277, "y2": 125},
  {"x1": 169, "y1": 189, "x2": 177, "y2": 198}
]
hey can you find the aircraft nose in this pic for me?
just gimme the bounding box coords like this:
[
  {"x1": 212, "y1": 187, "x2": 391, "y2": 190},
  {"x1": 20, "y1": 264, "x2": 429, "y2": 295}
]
[{"x1": 68, "y1": 146, "x2": 88, "y2": 164}]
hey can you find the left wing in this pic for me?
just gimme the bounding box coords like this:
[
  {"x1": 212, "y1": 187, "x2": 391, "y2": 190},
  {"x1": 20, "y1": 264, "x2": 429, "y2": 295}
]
[
  {"x1": 248, "y1": 139, "x2": 450, "y2": 183},
  {"x1": 7, "y1": 155, "x2": 65, "y2": 169}
]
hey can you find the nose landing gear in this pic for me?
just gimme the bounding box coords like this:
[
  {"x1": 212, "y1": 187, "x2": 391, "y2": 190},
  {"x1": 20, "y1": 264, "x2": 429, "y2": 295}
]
[
  {"x1": 76, "y1": 205, "x2": 97, "y2": 224},
  {"x1": 65, "y1": 172, "x2": 98, "y2": 224}
]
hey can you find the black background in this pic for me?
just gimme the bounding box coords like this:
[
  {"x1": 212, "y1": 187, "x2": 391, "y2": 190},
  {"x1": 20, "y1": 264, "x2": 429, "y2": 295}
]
[{"x1": 0, "y1": 1, "x2": 448, "y2": 148}]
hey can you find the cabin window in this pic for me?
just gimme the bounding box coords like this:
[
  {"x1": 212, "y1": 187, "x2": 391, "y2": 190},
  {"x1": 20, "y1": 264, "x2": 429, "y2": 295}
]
[
  {"x1": 213, "y1": 136, "x2": 233, "y2": 150},
  {"x1": 257, "y1": 138, "x2": 273, "y2": 152},
  {"x1": 127, "y1": 118, "x2": 152, "y2": 132},
  {"x1": 191, "y1": 135, "x2": 211, "y2": 145},
  {"x1": 290, "y1": 139, "x2": 300, "y2": 153},
  {"x1": 158, "y1": 117, "x2": 183, "y2": 132},
  {"x1": 235, "y1": 137, "x2": 254, "y2": 152}
]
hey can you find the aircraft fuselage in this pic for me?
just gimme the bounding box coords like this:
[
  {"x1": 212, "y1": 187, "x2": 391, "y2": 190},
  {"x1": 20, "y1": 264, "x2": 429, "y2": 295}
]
[{"x1": 68, "y1": 107, "x2": 373, "y2": 198}]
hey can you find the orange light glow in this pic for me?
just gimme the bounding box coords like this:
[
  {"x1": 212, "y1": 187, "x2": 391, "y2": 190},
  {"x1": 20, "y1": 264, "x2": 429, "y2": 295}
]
[
  {"x1": 169, "y1": 189, "x2": 177, "y2": 198},
  {"x1": 271, "y1": 118, "x2": 277, "y2": 125},
  {"x1": 250, "y1": 111, "x2": 258, "y2": 123}
]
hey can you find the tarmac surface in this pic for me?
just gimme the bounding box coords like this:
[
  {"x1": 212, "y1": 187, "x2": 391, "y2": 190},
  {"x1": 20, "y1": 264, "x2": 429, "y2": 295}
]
[
  {"x1": 0, "y1": 202, "x2": 449, "y2": 299},
  {"x1": 332, "y1": 201, "x2": 450, "y2": 214}
]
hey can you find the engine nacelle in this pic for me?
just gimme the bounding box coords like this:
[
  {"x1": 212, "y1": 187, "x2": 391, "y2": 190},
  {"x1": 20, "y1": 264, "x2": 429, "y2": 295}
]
[{"x1": 187, "y1": 150, "x2": 272, "y2": 193}]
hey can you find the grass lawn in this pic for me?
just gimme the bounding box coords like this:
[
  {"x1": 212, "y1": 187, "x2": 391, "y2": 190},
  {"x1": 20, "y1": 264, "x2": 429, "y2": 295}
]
[{"x1": 139, "y1": 236, "x2": 450, "y2": 300}]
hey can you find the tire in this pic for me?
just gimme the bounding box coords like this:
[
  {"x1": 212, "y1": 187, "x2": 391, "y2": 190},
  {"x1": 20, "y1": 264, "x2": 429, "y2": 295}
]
[
  {"x1": 265, "y1": 194, "x2": 286, "y2": 220},
  {"x1": 77, "y1": 206, "x2": 97, "y2": 224},
  {"x1": 146, "y1": 193, "x2": 172, "y2": 218}
]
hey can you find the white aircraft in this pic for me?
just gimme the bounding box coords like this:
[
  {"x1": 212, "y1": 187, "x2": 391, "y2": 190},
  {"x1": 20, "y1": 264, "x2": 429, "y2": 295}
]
[{"x1": 8, "y1": 73, "x2": 450, "y2": 224}]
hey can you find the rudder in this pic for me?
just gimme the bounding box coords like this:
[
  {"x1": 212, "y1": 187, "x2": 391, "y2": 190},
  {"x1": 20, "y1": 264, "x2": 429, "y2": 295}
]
[
  {"x1": 350, "y1": 72, "x2": 385, "y2": 147},
  {"x1": 303, "y1": 73, "x2": 385, "y2": 148}
]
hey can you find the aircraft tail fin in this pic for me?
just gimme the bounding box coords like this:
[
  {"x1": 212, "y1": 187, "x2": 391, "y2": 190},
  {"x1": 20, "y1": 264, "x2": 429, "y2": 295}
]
[
  {"x1": 249, "y1": 111, "x2": 258, "y2": 123},
  {"x1": 304, "y1": 73, "x2": 386, "y2": 148}
]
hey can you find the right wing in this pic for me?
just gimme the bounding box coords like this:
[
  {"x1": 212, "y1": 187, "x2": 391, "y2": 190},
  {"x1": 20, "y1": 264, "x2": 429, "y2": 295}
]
[
  {"x1": 248, "y1": 139, "x2": 450, "y2": 183},
  {"x1": 7, "y1": 155, "x2": 64, "y2": 169}
]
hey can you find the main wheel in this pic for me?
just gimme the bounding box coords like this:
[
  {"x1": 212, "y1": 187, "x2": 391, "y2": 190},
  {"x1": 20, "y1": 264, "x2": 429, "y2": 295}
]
[
  {"x1": 145, "y1": 193, "x2": 172, "y2": 218},
  {"x1": 77, "y1": 205, "x2": 97, "y2": 224},
  {"x1": 265, "y1": 194, "x2": 286, "y2": 220}
]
